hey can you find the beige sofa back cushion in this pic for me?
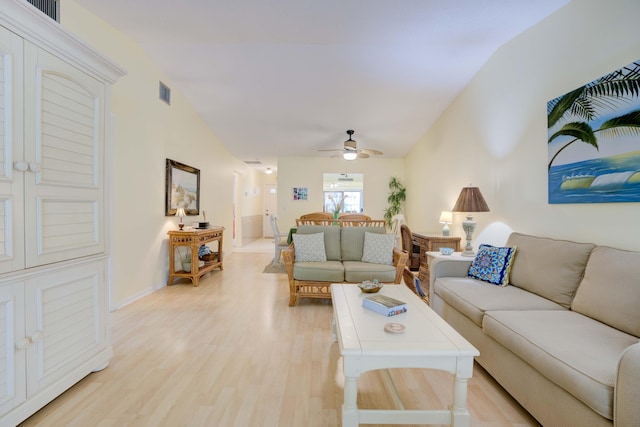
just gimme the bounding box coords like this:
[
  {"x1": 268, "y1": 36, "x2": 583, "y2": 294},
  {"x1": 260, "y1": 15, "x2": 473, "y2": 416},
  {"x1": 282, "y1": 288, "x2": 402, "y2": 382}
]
[
  {"x1": 506, "y1": 232, "x2": 595, "y2": 308},
  {"x1": 341, "y1": 227, "x2": 385, "y2": 261},
  {"x1": 571, "y1": 246, "x2": 640, "y2": 337},
  {"x1": 296, "y1": 225, "x2": 341, "y2": 261}
]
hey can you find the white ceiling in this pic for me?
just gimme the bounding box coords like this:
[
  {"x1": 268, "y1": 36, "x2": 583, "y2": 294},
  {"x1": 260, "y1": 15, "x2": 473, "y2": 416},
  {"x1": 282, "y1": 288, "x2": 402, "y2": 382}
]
[{"x1": 73, "y1": 0, "x2": 569, "y2": 170}]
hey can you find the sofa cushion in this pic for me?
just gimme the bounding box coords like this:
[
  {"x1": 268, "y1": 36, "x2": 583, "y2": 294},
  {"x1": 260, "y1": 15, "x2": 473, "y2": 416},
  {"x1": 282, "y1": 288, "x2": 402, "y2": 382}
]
[
  {"x1": 342, "y1": 261, "x2": 397, "y2": 283},
  {"x1": 296, "y1": 225, "x2": 341, "y2": 261},
  {"x1": 571, "y1": 246, "x2": 640, "y2": 337},
  {"x1": 483, "y1": 310, "x2": 639, "y2": 420},
  {"x1": 467, "y1": 244, "x2": 517, "y2": 286},
  {"x1": 434, "y1": 277, "x2": 565, "y2": 327},
  {"x1": 361, "y1": 232, "x2": 395, "y2": 265},
  {"x1": 293, "y1": 261, "x2": 344, "y2": 282},
  {"x1": 505, "y1": 232, "x2": 595, "y2": 308},
  {"x1": 341, "y1": 227, "x2": 386, "y2": 261},
  {"x1": 292, "y1": 232, "x2": 327, "y2": 262}
]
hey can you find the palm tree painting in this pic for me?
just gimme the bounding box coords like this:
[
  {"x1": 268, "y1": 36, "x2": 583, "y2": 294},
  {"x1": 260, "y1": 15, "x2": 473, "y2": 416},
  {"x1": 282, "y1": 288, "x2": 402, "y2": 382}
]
[{"x1": 548, "y1": 60, "x2": 640, "y2": 203}]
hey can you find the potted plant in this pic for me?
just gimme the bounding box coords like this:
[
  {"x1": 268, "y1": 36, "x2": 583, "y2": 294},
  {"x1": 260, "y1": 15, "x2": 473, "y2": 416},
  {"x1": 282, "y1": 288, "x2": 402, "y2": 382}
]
[
  {"x1": 383, "y1": 176, "x2": 406, "y2": 233},
  {"x1": 176, "y1": 247, "x2": 192, "y2": 272},
  {"x1": 327, "y1": 193, "x2": 344, "y2": 220}
]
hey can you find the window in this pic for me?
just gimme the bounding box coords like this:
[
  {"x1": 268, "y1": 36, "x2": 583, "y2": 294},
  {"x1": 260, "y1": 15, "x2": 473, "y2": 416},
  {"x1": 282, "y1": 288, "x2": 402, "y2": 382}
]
[{"x1": 323, "y1": 173, "x2": 364, "y2": 213}]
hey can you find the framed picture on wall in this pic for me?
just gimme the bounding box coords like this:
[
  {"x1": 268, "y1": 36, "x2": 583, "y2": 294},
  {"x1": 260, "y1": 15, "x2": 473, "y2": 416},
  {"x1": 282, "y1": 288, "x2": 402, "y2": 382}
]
[
  {"x1": 166, "y1": 159, "x2": 200, "y2": 215},
  {"x1": 547, "y1": 59, "x2": 640, "y2": 204},
  {"x1": 292, "y1": 187, "x2": 308, "y2": 201}
]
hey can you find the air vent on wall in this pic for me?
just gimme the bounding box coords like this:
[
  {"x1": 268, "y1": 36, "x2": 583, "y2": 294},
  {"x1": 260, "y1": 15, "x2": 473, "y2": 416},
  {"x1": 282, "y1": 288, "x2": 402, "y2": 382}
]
[
  {"x1": 27, "y1": 0, "x2": 59, "y2": 21},
  {"x1": 159, "y1": 81, "x2": 171, "y2": 105}
]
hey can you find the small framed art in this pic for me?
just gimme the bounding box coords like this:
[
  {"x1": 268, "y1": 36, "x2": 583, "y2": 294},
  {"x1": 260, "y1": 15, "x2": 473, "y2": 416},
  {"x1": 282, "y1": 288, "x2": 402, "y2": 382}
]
[{"x1": 292, "y1": 187, "x2": 308, "y2": 201}]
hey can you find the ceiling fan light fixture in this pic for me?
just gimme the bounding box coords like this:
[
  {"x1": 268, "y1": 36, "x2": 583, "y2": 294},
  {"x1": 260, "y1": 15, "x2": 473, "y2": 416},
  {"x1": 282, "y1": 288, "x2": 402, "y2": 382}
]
[{"x1": 343, "y1": 151, "x2": 358, "y2": 160}]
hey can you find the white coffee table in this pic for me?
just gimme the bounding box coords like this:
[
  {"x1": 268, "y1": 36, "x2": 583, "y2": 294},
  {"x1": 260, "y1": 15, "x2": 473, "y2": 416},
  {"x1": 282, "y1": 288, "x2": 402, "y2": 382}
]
[{"x1": 331, "y1": 284, "x2": 479, "y2": 427}]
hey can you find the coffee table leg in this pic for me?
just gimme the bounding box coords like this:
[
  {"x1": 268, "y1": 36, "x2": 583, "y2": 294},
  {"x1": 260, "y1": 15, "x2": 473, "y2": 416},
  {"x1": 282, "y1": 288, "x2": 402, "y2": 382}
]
[
  {"x1": 342, "y1": 376, "x2": 359, "y2": 427},
  {"x1": 450, "y1": 375, "x2": 471, "y2": 427}
]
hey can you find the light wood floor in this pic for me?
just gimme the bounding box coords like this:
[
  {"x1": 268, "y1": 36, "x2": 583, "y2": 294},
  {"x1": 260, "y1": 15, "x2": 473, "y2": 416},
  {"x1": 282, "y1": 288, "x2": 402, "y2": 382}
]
[{"x1": 20, "y1": 251, "x2": 541, "y2": 427}]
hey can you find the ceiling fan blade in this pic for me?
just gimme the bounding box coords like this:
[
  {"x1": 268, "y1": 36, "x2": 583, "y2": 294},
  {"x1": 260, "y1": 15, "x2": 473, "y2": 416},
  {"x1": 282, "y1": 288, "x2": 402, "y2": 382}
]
[
  {"x1": 359, "y1": 148, "x2": 383, "y2": 156},
  {"x1": 357, "y1": 152, "x2": 370, "y2": 159},
  {"x1": 318, "y1": 148, "x2": 343, "y2": 152}
]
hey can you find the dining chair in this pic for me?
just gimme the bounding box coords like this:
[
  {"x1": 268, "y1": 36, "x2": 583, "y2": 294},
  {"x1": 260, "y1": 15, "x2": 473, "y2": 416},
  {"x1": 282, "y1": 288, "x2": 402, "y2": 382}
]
[
  {"x1": 270, "y1": 214, "x2": 289, "y2": 266},
  {"x1": 400, "y1": 224, "x2": 421, "y2": 271}
]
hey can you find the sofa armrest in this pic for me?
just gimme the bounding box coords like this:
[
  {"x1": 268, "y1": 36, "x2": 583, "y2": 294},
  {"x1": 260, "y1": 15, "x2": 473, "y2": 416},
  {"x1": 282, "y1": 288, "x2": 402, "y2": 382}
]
[
  {"x1": 431, "y1": 257, "x2": 473, "y2": 279},
  {"x1": 429, "y1": 257, "x2": 473, "y2": 304},
  {"x1": 282, "y1": 243, "x2": 295, "y2": 278},
  {"x1": 615, "y1": 342, "x2": 640, "y2": 426},
  {"x1": 392, "y1": 247, "x2": 409, "y2": 284}
]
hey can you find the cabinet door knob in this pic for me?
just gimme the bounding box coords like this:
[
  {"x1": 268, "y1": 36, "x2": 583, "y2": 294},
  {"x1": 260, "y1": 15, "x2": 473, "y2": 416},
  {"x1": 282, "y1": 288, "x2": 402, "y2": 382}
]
[
  {"x1": 14, "y1": 161, "x2": 28, "y2": 172},
  {"x1": 30, "y1": 331, "x2": 43, "y2": 343},
  {"x1": 16, "y1": 338, "x2": 30, "y2": 350},
  {"x1": 29, "y1": 162, "x2": 41, "y2": 173}
]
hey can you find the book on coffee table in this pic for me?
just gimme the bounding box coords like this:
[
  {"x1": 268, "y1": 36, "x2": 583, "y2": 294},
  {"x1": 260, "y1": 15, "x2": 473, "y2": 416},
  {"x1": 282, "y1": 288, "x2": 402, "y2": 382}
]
[{"x1": 362, "y1": 294, "x2": 407, "y2": 317}]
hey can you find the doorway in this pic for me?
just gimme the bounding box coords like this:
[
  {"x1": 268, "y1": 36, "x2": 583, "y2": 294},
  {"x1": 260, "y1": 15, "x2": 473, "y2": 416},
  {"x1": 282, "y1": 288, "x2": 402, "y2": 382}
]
[{"x1": 263, "y1": 183, "x2": 277, "y2": 238}]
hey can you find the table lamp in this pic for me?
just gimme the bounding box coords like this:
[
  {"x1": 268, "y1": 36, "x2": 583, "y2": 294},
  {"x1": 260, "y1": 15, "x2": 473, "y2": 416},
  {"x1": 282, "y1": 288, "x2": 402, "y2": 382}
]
[
  {"x1": 175, "y1": 207, "x2": 186, "y2": 230},
  {"x1": 439, "y1": 211, "x2": 452, "y2": 236},
  {"x1": 452, "y1": 186, "x2": 489, "y2": 257}
]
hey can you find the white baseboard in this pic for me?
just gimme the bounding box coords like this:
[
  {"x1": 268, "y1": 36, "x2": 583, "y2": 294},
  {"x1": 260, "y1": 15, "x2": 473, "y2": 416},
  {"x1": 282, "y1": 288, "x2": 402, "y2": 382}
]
[{"x1": 111, "y1": 281, "x2": 166, "y2": 311}]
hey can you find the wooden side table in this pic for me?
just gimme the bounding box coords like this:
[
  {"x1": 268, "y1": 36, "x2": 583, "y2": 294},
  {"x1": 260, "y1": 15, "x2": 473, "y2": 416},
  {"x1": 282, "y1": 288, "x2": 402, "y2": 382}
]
[
  {"x1": 167, "y1": 227, "x2": 224, "y2": 287},
  {"x1": 412, "y1": 232, "x2": 461, "y2": 267}
]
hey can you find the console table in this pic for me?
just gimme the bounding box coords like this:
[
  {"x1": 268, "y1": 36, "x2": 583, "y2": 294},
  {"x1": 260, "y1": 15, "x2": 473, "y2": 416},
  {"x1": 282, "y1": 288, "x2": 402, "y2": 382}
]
[{"x1": 167, "y1": 227, "x2": 224, "y2": 287}]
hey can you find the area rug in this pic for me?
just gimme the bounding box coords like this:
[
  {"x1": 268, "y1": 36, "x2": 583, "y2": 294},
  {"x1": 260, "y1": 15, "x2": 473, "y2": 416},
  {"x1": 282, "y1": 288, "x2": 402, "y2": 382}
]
[{"x1": 262, "y1": 260, "x2": 286, "y2": 274}]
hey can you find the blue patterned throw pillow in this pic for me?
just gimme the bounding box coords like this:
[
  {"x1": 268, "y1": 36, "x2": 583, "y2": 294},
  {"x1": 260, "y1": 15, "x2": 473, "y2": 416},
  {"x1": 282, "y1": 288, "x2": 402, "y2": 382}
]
[{"x1": 468, "y1": 244, "x2": 517, "y2": 286}]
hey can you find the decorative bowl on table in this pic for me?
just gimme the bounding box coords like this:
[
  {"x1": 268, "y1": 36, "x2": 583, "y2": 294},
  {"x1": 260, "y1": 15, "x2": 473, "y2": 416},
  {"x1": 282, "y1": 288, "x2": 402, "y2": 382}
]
[
  {"x1": 439, "y1": 247, "x2": 454, "y2": 255},
  {"x1": 358, "y1": 280, "x2": 383, "y2": 293}
]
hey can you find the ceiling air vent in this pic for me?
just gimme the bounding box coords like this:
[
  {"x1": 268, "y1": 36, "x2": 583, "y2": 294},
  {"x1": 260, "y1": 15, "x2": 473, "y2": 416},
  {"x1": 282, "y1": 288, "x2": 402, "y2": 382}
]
[
  {"x1": 159, "y1": 81, "x2": 171, "y2": 105},
  {"x1": 244, "y1": 161, "x2": 262, "y2": 165},
  {"x1": 27, "y1": 0, "x2": 59, "y2": 21}
]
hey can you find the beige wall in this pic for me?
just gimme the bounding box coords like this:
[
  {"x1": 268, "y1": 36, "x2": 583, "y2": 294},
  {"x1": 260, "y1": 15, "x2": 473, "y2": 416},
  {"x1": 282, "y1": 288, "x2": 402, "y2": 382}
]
[
  {"x1": 61, "y1": 1, "x2": 261, "y2": 307},
  {"x1": 59, "y1": 0, "x2": 640, "y2": 308},
  {"x1": 276, "y1": 157, "x2": 405, "y2": 230},
  {"x1": 405, "y1": 0, "x2": 640, "y2": 251}
]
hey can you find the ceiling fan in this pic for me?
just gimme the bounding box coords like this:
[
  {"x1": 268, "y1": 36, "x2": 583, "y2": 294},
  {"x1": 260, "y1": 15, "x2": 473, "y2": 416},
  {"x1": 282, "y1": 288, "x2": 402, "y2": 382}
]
[{"x1": 319, "y1": 130, "x2": 383, "y2": 160}]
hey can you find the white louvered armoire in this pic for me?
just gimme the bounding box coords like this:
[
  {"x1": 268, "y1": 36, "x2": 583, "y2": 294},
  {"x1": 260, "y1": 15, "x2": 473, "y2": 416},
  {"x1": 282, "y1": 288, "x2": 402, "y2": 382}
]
[{"x1": 0, "y1": 1, "x2": 125, "y2": 424}]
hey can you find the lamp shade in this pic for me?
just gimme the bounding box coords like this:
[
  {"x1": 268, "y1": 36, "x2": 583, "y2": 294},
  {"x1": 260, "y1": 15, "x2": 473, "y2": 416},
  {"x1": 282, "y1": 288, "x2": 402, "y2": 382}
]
[
  {"x1": 452, "y1": 187, "x2": 490, "y2": 212},
  {"x1": 175, "y1": 207, "x2": 186, "y2": 217},
  {"x1": 439, "y1": 211, "x2": 453, "y2": 224}
]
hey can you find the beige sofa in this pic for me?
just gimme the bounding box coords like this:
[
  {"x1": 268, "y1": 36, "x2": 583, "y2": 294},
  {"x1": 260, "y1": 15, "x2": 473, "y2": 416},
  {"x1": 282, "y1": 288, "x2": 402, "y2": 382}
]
[
  {"x1": 430, "y1": 232, "x2": 640, "y2": 427},
  {"x1": 282, "y1": 225, "x2": 408, "y2": 306}
]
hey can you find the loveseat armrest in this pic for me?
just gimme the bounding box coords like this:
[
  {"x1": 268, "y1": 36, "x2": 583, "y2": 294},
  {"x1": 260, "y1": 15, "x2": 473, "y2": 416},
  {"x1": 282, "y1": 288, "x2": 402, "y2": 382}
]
[
  {"x1": 282, "y1": 243, "x2": 295, "y2": 278},
  {"x1": 615, "y1": 342, "x2": 640, "y2": 426},
  {"x1": 392, "y1": 247, "x2": 409, "y2": 283}
]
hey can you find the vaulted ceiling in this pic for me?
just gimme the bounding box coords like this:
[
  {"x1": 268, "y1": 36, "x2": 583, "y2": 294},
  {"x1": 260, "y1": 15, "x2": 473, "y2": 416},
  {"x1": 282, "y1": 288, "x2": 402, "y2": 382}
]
[{"x1": 74, "y1": 0, "x2": 570, "y2": 170}]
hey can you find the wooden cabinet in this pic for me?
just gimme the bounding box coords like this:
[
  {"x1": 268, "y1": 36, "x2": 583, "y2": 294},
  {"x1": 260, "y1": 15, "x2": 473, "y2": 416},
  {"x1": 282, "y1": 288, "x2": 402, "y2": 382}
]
[
  {"x1": 407, "y1": 233, "x2": 461, "y2": 303},
  {"x1": 412, "y1": 232, "x2": 461, "y2": 277},
  {"x1": 167, "y1": 228, "x2": 224, "y2": 287},
  {"x1": 0, "y1": 2, "x2": 124, "y2": 424}
]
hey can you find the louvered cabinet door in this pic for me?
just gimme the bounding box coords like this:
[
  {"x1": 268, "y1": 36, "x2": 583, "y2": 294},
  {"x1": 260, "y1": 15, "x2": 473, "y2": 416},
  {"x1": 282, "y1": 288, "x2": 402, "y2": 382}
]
[
  {"x1": 24, "y1": 260, "x2": 107, "y2": 396},
  {"x1": 0, "y1": 283, "x2": 26, "y2": 418},
  {"x1": 23, "y1": 42, "x2": 105, "y2": 268},
  {"x1": 0, "y1": 27, "x2": 26, "y2": 275}
]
